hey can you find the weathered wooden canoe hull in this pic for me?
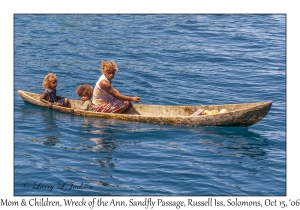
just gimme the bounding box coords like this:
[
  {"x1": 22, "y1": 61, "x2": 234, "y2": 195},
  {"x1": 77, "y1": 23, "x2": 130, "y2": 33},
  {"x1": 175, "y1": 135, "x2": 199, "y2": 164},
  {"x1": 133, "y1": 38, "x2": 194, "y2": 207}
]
[{"x1": 18, "y1": 90, "x2": 272, "y2": 127}]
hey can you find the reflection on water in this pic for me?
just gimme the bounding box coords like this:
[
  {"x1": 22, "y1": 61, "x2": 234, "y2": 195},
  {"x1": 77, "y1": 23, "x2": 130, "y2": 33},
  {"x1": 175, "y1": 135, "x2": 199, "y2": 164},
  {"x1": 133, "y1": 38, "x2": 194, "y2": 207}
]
[
  {"x1": 18, "y1": 103, "x2": 61, "y2": 146},
  {"x1": 85, "y1": 177, "x2": 111, "y2": 187},
  {"x1": 189, "y1": 126, "x2": 271, "y2": 160},
  {"x1": 77, "y1": 118, "x2": 117, "y2": 190},
  {"x1": 41, "y1": 110, "x2": 61, "y2": 146},
  {"x1": 80, "y1": 118, "x2": 117, "y2": 152},
  {"x1": 93, "y1": 156, "x2": 115, "y2": 168},
  {"x1": 44, "y1": 136, "x2": 60, "y2": 146},
  {"x1": 84, "y1": 119, "x2": 116, "y2": 168}
]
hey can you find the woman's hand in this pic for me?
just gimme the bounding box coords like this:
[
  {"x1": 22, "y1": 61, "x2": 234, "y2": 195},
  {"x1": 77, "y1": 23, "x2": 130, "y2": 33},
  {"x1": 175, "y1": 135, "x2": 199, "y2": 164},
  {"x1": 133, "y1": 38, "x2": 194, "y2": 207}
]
[
  {"x1": 130, "y1": 96, "x2": 141, "y2": 103},
  {"x1": 100, "y1": 80, "x2": 140, "y2": 103}
]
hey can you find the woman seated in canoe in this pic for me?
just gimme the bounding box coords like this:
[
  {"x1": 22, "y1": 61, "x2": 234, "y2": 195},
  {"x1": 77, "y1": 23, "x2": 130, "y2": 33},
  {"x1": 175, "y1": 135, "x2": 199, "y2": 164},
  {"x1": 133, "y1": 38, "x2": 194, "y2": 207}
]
[
  {"x1": 92, "y1": 60, "x2": 140, "y2": 113},
  {"x1": 40, "y1": 73, "x2": 69, "y2": 107}
]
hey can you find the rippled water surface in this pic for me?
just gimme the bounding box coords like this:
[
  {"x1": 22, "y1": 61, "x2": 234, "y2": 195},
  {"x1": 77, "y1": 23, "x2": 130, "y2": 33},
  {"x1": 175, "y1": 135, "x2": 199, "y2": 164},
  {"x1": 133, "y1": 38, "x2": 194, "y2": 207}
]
[{"x1": 14, "y1": 14, "x2": 286, "y2": 196}]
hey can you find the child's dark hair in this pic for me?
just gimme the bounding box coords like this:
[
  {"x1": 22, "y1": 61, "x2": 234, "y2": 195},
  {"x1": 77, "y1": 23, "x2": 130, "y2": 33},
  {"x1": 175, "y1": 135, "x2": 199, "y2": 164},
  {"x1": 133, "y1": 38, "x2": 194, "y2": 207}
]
[{"x1": 76, "y1": 84, "x2": 93, "y2": 98}]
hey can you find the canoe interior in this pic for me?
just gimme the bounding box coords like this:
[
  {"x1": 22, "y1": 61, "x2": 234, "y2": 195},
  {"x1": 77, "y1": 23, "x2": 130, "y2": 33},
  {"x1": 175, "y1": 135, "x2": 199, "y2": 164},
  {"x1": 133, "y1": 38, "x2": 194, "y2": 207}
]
[{"x1": 21, "y1": 91, "x2": 270, "y2": 117}]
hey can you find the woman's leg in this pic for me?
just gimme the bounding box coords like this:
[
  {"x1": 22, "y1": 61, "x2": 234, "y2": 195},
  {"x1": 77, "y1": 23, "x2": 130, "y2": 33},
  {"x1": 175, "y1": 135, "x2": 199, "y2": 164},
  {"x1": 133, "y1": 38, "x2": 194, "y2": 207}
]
[
  {"x1": 113, "y1": 100, "x2": 130, "y2": 113},
  {"x1": 94, "y1": 99, "x2": 130, "y2": 113}
]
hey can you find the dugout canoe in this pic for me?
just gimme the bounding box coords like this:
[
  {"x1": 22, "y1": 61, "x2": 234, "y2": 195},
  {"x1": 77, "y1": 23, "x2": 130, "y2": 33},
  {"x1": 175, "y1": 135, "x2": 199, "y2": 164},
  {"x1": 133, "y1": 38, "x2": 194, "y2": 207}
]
[{"x1": 18, "y1": 90, "x2": 272, "y2": 127}]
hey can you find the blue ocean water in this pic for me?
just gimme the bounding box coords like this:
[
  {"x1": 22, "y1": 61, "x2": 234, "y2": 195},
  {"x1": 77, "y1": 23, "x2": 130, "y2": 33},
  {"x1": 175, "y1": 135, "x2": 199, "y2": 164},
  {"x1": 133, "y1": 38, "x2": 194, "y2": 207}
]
[{"x1": 14, "y1": 14, "x2": 286, "y2": 196}]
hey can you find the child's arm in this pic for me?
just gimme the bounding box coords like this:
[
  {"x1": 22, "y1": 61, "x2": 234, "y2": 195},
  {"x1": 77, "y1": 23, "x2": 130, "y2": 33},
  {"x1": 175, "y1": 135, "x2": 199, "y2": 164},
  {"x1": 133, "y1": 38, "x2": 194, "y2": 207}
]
[
  {"x1": 79, "y1": 100, "x2": 94, "y2": 111},
  {"x1": 71, "y1": 101, "x2": 91, "y2": 111},
  {"x1": 40, "y1": 92, "x2": 52, "y2": 107},
  {"x1": 81, "y1": 101, "x2": 90, "y2": 111}
]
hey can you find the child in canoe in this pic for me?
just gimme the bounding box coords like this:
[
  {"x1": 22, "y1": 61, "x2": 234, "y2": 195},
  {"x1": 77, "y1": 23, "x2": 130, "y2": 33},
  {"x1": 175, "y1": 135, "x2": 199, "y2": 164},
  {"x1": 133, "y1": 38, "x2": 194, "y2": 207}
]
[
  {"x1": 40, "y1": 73, "x2": 69, "y2": 107},
  {"x1": 92, "y1": 60, "x2": 140, "y2": 113},
  {"x1": 72, "y1": 84, "x2": 94, "y2": 111}
]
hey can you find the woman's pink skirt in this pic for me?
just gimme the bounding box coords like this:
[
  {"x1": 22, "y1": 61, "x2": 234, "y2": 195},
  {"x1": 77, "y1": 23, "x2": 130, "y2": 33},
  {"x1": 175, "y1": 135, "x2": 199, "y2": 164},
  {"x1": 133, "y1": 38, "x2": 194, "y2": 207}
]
[{"x1": 93, "y1": 98, "x2": 129, "y2": 113}]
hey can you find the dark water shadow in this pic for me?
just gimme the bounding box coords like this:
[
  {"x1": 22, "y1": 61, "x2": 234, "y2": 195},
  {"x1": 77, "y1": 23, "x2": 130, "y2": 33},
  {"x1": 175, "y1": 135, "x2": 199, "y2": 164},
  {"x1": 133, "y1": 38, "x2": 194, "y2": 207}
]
[
  {"x1": 185, "y1": 125, "x2": 271, "y2": 142},
  {"x1": 42, "y1": 111, "x2": 62, "y2": 146},
  {"x1": 187, "y1": 126, "x2": 272, "y2": 160},
  {"x1": 17, "y1": 103, "x2": 61, "y2": 146}
]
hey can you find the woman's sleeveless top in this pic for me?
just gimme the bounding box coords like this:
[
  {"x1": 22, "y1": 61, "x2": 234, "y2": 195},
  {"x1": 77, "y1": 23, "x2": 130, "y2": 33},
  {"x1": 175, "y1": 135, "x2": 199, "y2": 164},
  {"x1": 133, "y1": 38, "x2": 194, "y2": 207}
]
[{"x1": 92, "y1": 75, "x2": 113, "y2": 105}]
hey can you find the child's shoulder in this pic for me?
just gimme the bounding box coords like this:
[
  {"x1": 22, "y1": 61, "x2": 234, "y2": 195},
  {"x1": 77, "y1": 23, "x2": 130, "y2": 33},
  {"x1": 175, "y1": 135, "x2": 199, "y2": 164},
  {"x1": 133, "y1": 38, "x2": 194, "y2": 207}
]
[
  {"x1": 83, "y1": 99, "x2": 92, "y2": 104},
  {"x1": 44, "y1": 88, "x2": 56, "y2": 92}
]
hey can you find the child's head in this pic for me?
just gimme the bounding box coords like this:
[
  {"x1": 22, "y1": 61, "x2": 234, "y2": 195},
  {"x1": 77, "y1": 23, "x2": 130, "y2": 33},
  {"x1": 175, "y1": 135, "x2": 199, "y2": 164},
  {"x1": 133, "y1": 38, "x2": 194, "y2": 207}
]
[
  {"x1": 42, "y1": 73, "x2": 57, "y2": 89},
  {"x1": 101, "y1": 60, "x2": 118, "y2": 74},
  {"x1": 76, "y1": 84, "x2": 93, "y2": 101}
]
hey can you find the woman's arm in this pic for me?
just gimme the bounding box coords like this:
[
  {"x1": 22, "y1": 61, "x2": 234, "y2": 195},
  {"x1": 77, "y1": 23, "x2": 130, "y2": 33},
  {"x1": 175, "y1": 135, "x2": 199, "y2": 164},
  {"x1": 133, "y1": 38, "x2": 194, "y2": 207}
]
[{"x1": 100, "y1": 80, "x2": 140, "y2": 103}]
